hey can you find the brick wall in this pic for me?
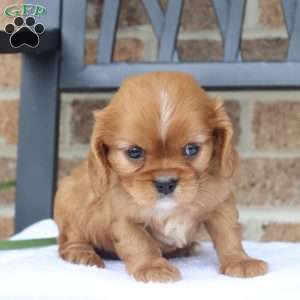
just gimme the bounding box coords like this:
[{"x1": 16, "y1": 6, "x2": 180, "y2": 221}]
[{"x1": 0, "y1": 0, "x2": 299, "y2": 241}]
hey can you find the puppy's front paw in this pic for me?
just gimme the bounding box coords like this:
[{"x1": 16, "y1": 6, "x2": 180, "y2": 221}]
[
  {"x1": 132, "y1": 258, "x2": 181, "y2": 283},
  {"x1": 221, "y1": 258, "x2": 267, "y2": 278},
  {"x1": 60, "y1": 247, "x2": 105, "y2": 268}
]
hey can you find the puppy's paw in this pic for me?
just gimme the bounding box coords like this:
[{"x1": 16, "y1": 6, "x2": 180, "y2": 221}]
[
  {"x1": 221, "y1": 258, "x2": 267, "y2": 278},
  {"x1": 132, "y1": 258, "x2": 181, "y2": 283},
  {"x1": 60, "y1": 247, "x2": 105, "y2": 268}
]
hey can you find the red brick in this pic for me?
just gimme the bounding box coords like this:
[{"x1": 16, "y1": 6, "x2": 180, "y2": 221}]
[
  {"x1": 113, "y1": 38, "x2": 144, "y2": 62},
  {"x1": 178, "y1": 0, "x2": 218, "y2": 31},
  {"x1": 0, "y1": 216, "x2": 14, "y2": 238},
  {"x1": 0, "y1": 0, "x2": 22, "y2": 28},
  {"x1": 70, "y1": 99, "x2": 108, "y2": 144},
  {"x1": 0, "y1": 54, "x2": 21, "y2": 88},
  {"x1": 233, "y1": 158, "x2": 300, "y2": 206},
  {"x1": 86, "y1": 0, "x2": 103, "y2": 31},
  {"x1": 177, "y1": 39, "x2": 223, "y2": 61},
  {"x1": 224, "y1": 101, "x2": 241, "y2": 146},
  {"x1": 241, "y1": 38, "x2": 288, "y2": 61},
  {"x1": 58, "y1": 158, "x2": 84, "y2": 180},
  {"x1": 87, "y1": 0, "x2": 150, "y2": 31},
  {"x1": 85, "y1": 39, "x2": 97, "y2": 65},
  {"x1": 0, "y1": 158, "x2": 16, "y2": 205},
  {"x1": 118, "y1": 0, "x2": 149, "y2": 28},
  {"x1": 259, "y1": 0, "x2": 285, "y2": 28},
  {"x1": 253, "y1": 102, "x2": 300, "y2": 149},
  {"x1": 261, "y1": 222, "x2": 300, "y2": 242},
  {"x1": 0, "y1": 100, "x2": 19, "y2": 144},
  {"x1": 85, "y1": 38, "x2": 144, "y2": 64}
]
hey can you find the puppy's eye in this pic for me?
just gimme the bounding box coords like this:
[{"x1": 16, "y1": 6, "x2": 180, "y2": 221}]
[
  {"x1": 183, "y1": 143, "x2": 200, "y2": 157},
  {"x1": 127, "y1": 146, "x2": 144, "y2": 160}
]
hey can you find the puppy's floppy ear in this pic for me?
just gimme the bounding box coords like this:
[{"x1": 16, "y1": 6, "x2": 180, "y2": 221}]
[
  {"x1": 212, "y1": 99, "x2": 238, "y2": 178},
  {"x1": 88, "y1": 110, "x2": 110, "y2": 198}
]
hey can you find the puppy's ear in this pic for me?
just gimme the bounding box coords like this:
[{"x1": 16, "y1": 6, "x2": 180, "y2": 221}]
[
  {"x1": 212, "y1": 99, "x2": 238, "y2": 178},
  {"x1": 88, "y1": 110, "x2": 110, "y2": 198}
]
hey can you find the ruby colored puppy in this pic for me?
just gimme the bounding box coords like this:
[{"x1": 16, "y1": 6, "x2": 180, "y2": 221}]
[{"x1": 54, "y1": 72, "x2": 267, "y2": 282}]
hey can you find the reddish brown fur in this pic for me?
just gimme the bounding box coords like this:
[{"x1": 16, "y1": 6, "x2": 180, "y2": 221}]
[{"x1": 54, "y1": 72, "x2": 267, "y2": 282}]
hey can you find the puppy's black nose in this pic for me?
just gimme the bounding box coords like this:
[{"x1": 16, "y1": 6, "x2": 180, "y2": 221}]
[{"x1": 153, "y1": 179, "x2": 178, "y2": 195}]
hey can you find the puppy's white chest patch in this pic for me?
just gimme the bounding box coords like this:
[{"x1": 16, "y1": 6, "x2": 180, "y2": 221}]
[
  {"x1": 162, "y1": 218, "x2": 190, "y2": 248},
  {"x1": 151, "y1": 217, "x2": 191, "y2": 248},
  {"x1": 149, "y1": 199, "x2": 194, "y2": 248},
  {"x1": 152, "y1": 196, "x2": 177, "y2": 218}
]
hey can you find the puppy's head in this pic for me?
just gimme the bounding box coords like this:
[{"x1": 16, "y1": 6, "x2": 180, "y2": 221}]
[{"x1": 89, "y1": 72, "x2": 237, "y2": 212}]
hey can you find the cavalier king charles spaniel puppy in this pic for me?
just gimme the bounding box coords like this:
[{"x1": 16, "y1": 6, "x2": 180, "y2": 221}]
[{"x1": 54, "y1": 72, "x2": 267, "y2": 282}]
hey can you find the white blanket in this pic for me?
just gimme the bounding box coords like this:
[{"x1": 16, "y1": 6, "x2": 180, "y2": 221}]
[{"x1": 0, "y1": 219, "x2": 300, "y2": 300}]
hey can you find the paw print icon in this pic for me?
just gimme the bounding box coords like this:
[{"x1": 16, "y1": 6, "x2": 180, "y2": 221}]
[{"x1": 5, "y1": 16, "x2": 45, "y2": 48}]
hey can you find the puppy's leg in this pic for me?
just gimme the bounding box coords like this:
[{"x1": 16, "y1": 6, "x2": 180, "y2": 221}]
[
  {"x1": 58, "y1": 231, "x2": 105, "y2": 268},
  {"x1": 112, "y1": 218, "x2": 181, "y2": 282},
  {"x1": 204, "y1": 196, "x2": 267, "y2": 278}
]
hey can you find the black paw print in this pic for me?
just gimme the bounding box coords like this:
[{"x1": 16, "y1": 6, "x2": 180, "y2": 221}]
[{"x1": 4, "y1": 16, "x2": 45, "y2": 48}]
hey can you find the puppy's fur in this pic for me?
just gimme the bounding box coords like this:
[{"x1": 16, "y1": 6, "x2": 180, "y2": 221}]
[{"x1": 54, "y1": 72, "x2": 267, "y2": 282}]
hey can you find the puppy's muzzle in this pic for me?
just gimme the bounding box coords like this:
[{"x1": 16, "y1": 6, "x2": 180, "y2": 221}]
[{"x1": 153, "y1": 179, "x2": 178, "y2": 195}]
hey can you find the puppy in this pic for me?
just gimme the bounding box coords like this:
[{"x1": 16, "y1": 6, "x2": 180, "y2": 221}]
[{"x1": 54, "y1": 72, "x2": 267, "y2": 282}]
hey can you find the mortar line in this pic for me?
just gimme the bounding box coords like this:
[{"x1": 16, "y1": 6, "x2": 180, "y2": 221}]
[
  {"x1": 86, "y1": 27, "x2": 287, "y2": 41},
  {"x1": 209, "y1": 90, "x2": 300, "y2": 101},
  {"x1": 1, "y1": 145, "x2": 298, "y2": 159},
  {"x1": 239, "y1": 206, "x2": 300, "y2": 223},
  {"x1": 61, "y1": 92, "x2": 300, "y2": 103},
  {"x1": 0, "y1": 90, "x2": 20, "y2": 100},
  {"x1": 0, "y1": 146, "x2": 17, "y2": 158},
  {"x1": 58, "y1": 146, "x2": 88, "y2": 159},
  {"x1": 62, "y1": 95, "x2": 73, "y2": 147},
  {"x1": 243, "y1": 28, "x2": 287, "y2": 39},
  {"x1": 239, "y1": 98, "x2": 254, "y2": 152},
  {"x1": 237, "y1": 150, "x2": 300, "y2": 158},
  {"x1": 243, "y1": 0, "x2": 260, "y2": 30},
  {"x1": 61, "y1": 91, "x2": 300, "y2": 103},
  {"x1": 60, "y1": 92, "x2": 115, "y2": 102},
  {"x1": 0, "y1": 203, "x2": 15, "y2": 217},
  {"x1": 142, "y1": 37, "x2": 158, "y2": 61},
  {"x1": 116, "y1": 28, "x2": 156, "y2": 40}
]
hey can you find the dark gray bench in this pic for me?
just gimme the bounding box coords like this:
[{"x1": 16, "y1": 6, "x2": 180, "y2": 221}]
[{"x1": 0, "y1": 0, "x2": 299, "y2": 232}]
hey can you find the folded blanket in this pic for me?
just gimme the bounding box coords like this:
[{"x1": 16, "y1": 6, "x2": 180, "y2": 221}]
[{"x1": 0, "y1": 219, "x2": 299, "y2": 300}]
